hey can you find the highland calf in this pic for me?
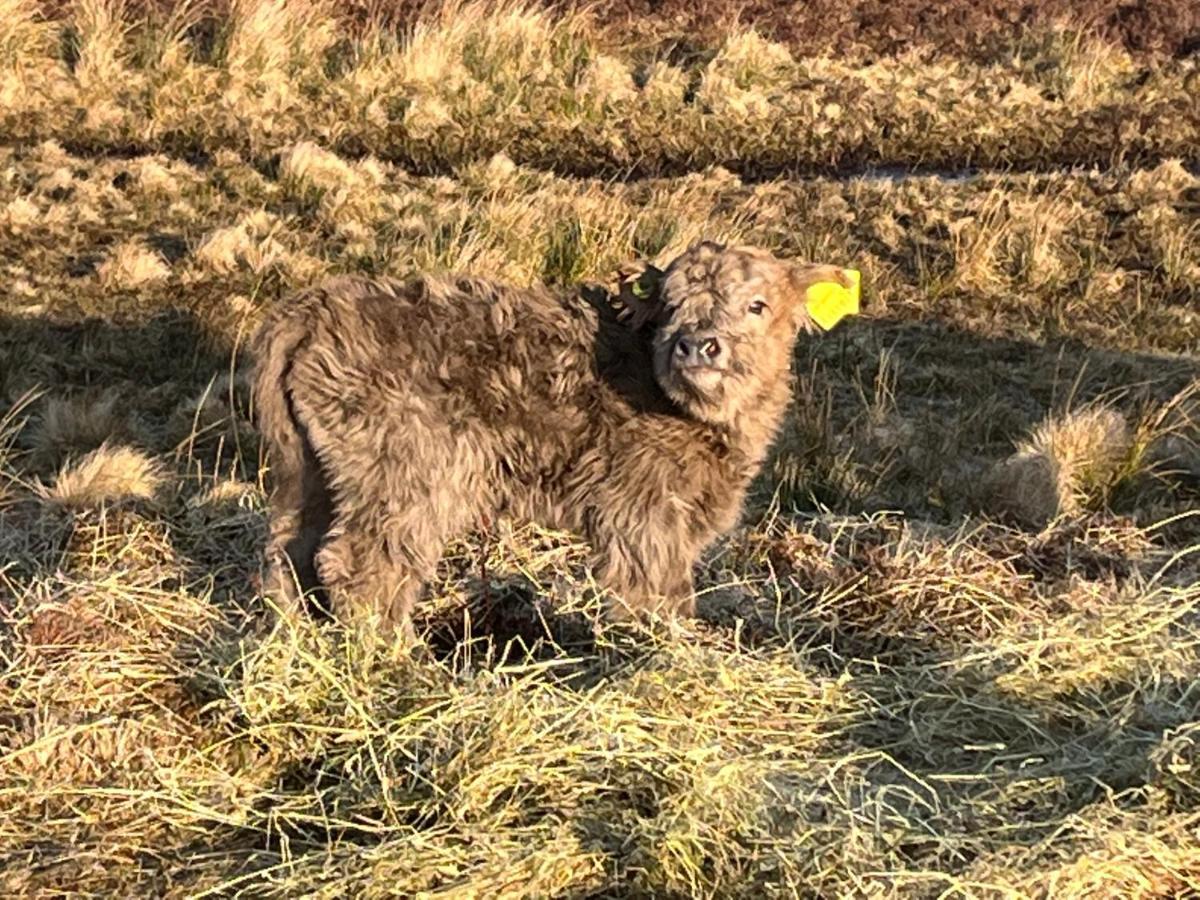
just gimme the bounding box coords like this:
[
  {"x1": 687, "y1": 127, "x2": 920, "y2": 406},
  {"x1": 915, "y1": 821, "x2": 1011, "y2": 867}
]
[{"x1": 252, "y1": 242, "x2": 851, "y2": 641}]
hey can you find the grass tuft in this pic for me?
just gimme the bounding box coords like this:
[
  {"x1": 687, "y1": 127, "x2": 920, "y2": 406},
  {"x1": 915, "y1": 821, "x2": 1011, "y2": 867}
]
[
  {"x1": 97, "y1": 238, "x2": 172, "y2": 288},
  {"x1": 27, "y1": 392, "x2": 139, "y2": 470},
  {"x1": 46, "y1": 442, "x2": 166, "y2": 506},
  {"x1": 0, "y1": 0, "x2": 53, "y2": 68},
  {"x1": 986, "y1": 405, "x2": 1134, "y2": 525},
  {"x1": 224, "y1": 0, "x2": 338, "y2": 83}
]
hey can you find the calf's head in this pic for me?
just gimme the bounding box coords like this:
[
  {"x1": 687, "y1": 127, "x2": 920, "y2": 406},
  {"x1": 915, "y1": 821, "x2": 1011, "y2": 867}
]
[{"x1": 619, "y1": 242, "x2": 852, "y2": 426}]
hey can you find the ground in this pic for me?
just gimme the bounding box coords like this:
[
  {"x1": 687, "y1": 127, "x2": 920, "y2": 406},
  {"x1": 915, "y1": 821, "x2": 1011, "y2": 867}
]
[{"x1": 1, "y1": 1, "x2": 1199, "y2": 896}]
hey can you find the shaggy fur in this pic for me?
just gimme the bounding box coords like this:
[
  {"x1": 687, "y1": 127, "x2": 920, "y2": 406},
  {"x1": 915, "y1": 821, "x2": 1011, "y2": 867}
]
[{"x1": 252, "y1": 242, "x2": 850, "y2": 639}]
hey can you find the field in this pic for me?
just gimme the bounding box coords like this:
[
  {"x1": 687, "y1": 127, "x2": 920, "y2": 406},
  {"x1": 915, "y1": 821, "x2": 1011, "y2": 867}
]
[{"x1": 2, "y1": 1, "x2": 1199, "y2": 896}]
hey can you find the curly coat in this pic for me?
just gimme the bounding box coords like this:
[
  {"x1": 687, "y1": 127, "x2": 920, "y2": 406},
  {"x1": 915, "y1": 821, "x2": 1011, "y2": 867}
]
[{"x1": 252, "y1": 242, "x2": 850, "y2": 638}]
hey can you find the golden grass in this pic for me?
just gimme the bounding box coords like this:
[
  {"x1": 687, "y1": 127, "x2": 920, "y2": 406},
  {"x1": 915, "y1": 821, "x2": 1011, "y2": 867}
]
[
  {"x1": 0, "y1": 2, "x2": 1197, "y2": 173},
  {"x1": 1, "y1": 2, "x2": 1199, "y2": 895},
  {"x1": 0, "y1": 0, "x2": 56, "y2": 69},
  {"x1": 3, "y1": 137, "x2": 1196, "y2": 352},
  {"x1": 224, "y1": 0, "x2": 338, "y2": 83},
  {"x1": 47, "y1": 442, "x2": 166, "y2": 505},
  {"x1": 1, "y1": 481, "x2": 1197, "y2": 894},
  {"x1": 987, "y1": 406, "x2": 1133, "y2": 526},
  {"x1": 97, "y1": 238, "x2": 172, "y2": 287},
  {"x1": 191, "y1": 209, "x2": 309, "y2": 278},
  {"x1": 71, "y1": 0, "x2": 130, "y2": 92}
]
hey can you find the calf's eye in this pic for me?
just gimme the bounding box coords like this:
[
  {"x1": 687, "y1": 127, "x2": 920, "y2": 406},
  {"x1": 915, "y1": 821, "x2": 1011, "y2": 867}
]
[{"x1": 748, "y1": 299, "x2": 768, "y2": 316}]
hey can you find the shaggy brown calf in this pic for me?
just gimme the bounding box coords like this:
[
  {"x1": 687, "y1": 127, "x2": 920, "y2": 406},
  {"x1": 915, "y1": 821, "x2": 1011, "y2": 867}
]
[{"x1": 252, "y1": 242, "x2": 851, "y2": 640}]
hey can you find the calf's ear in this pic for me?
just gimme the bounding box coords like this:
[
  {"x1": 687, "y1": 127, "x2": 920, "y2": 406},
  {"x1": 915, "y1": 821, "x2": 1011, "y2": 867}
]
[{"x1": 614, "y1": 261, "x2": 667, "y2": 330}]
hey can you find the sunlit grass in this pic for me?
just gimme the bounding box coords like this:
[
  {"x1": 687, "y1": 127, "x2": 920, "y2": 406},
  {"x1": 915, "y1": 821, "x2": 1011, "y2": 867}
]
[{"x1": 1, "y1": 2, "x2": 1199, "y2": 896}]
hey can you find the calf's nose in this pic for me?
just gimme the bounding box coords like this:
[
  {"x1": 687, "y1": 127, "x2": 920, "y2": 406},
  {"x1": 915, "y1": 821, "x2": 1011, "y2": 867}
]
[{"x1": 674, "y1": 333, "x2": 723, "y2": 366}]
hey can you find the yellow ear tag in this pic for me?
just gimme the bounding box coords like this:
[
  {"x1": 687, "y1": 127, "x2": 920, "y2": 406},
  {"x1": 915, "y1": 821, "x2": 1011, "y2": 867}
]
[{"x1": 805, "y1": 269, "x2": 861, "y2": 331}]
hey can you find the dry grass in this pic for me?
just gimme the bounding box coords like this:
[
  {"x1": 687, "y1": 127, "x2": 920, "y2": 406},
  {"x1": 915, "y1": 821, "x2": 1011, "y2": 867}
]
[
  {"x1": 1, "y1": 1, "x2": 1199, "y2": 897},
  {"x1": 46, "y1": 442, "x2": 167, "y2": 506},
  {"x1": 26, "y1": 390, "x2": 142, "y2": 469},
  {"x1": 1, "y1": 139, "x2": 1196, "y2": 353},
  {"x1": 578, "y1": 0, "x2": 1200, "y2": 60},
  {"x1": 987, "y1": 406, "x2": 1133, "y2": 526},
  {"x1": 97, "y1": 238, "x2": 173, "y2": 287},
  {"x1": 1, "y1": 2, "x2": 1197, "y2": 174}
]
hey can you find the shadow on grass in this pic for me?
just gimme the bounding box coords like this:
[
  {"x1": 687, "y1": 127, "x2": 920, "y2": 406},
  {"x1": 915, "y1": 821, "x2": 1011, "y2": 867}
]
[
  {"x1": 0, "y1": 307, "x2": 267, "y2": 604},
  {"x1": 417, "y1": 575, "x2": 598, "y2": 665},
  {"x1": 771, "y1": 313, "x2": 1200, "y2": 520},
  {"x1": 0, "y1": 308, "x2": 242, "y2": 418}
]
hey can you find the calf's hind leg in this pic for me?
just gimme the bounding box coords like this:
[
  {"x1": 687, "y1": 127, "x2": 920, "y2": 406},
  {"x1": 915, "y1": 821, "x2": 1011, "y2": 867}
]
[
  {"x1": 313, "y1": 524, "x2": 440, "y2": 644},
  {"x1": 302, "y1": 396, "x2": 489, "y2": 643},
  {"x1": 262, "y1": 438, "x2": 334, "y2": 617},
  {"x1": 314, "y1": 475, "x2": 478, "y2": 644}
]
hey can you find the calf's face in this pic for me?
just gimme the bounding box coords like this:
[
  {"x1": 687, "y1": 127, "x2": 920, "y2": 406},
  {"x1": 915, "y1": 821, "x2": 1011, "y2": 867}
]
[{"x1": 621, "y1": 242, "x2": 851, "y2": 426}]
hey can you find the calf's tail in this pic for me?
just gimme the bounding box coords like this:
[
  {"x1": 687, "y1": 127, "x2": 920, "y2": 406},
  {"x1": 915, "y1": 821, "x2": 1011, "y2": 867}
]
[{"x1": 250, "y1": 305, "x2": 312, "y2": 478}]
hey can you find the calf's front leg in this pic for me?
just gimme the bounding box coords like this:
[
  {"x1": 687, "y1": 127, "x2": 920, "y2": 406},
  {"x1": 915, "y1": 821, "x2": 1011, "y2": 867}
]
[{"x1": 590, "y1": 525, "x2": 699, "y2": 622}]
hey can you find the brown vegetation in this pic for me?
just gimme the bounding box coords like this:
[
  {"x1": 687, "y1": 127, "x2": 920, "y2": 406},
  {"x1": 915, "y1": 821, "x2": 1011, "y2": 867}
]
[
  {"x1": 3, "y1": 1, "x2": 1198, "y2": 177},
  {"x1": 579, "y1": 0, "x2": 1200, "y2": 59},
  {"x1": 32, "y1": 0, "x2": 1200, "y2": 57},
  {"x1": 1, "y1": 1, "x2": 1198, "y2": 896}
]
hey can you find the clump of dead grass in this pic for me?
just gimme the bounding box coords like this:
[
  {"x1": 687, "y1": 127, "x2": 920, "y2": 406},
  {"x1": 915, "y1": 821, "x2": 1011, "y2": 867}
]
[
  {"x1": 223, "y1": 0, "x2": 338, "y2": 85},
  {"x1": 277, "y1": 140, "x2": 388, "y2": 234},
  {"x1": 97, "y1": 238, "x2": 172, "y2": 288},
  {"x1": 0, "y1": 0, "x2": 55, "y2": 67},
  {"x1": 46, "y1": 442, "x2": 166, "y2": 506},
  {"x1": 71, "y1": 0, "x2": 131, "y2": 93},
  {"x1": 192, "y1": 210, "x2": 290, "y2": 275},
  {"x1": 986, "y1": 405, "x2": 1133, "y2": 526},
  {"x1": 697, "y1": 29, "x2": 793, "y2": 121},
  {"x1": 1011, "y1": 26, "x2": 1137, "y2": 107},
  {"x1": 27, "y1": 391, "x2": 141, "y2": 470},
  {"x1": 279, "y1": 140, "x2": 363, "y2": 195},
  {"x1": 129, "y1": 154, "x2": 183, "y2": 197},
  {"x1": 950, "y1": 188, "x2": 1095, "y2": 293},
  {"x1": 1, "y1": 195, "x2": 42, "y2": 232},
  {"x1": 986, "y1": 383, "x2": 1200, "y2": 528},
  {"x1": 577, "y1": 52, "x2": 635, "y2": 106},
  {"x1": 1133, "y1": 203, "x2": 1200, "y2": 289}
]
